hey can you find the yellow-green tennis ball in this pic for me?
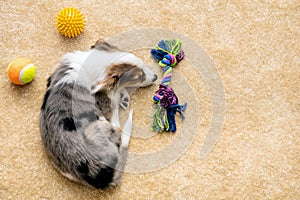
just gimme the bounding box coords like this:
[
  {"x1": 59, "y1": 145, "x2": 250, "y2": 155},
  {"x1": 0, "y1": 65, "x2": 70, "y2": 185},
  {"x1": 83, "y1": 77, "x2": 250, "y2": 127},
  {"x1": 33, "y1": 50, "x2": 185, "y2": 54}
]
[{"x1": 7, "y1": 57, "x2": 36, "y2": 85}]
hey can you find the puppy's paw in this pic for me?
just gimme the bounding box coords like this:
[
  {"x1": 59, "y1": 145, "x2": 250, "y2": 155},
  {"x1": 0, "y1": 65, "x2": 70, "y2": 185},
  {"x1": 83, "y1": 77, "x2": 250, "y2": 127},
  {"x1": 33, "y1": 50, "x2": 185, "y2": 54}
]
[{"x1": 119, "y1": 90, "x2": 130, "y2": 109}]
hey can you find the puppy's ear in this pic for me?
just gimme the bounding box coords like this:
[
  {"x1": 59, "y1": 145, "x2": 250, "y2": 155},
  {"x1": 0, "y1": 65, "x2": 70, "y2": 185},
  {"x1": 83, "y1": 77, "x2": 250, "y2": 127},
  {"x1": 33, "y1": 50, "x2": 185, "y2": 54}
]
[
  {"x1": 91, "y1": 39, "x2": 119, "y2": 51},
  {"x1": 94, "y1": 73, "x2": 120, "y2": 92},
  {"x1": 92, "y1": 63, "x2": 136, "y2": 93}
]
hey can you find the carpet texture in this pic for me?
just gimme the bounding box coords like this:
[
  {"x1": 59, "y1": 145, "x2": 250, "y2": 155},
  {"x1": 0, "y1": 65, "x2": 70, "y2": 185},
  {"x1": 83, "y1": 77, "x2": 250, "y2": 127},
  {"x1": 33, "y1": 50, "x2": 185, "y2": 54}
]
[{"x1": 0, "y1": 0, "x2": 299, "y2": 199}]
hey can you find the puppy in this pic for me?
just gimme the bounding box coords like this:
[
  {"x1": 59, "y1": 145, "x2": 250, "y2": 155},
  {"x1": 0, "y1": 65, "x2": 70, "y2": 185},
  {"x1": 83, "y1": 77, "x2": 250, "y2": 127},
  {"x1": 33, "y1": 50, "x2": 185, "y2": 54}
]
[{"x1": 39, "y1": 40, "x2": 157, "y2": 189}]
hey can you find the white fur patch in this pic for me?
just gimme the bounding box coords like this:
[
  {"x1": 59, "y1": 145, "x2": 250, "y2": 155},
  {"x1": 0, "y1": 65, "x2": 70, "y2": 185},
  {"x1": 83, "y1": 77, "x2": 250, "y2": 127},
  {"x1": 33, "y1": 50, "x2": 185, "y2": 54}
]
[
  {"x1": 54, "y1": 48, "x2": 156, "y2": 90},
  {"x1": 60, "y1": 171, "x2": 79, "y2": 182},
  {"x1": 112, "y1": 53, "x2": 143, "y2": 67},
  {"x1": 56, "y1": 51, "x2": 92, "y2": 86},
  {"x1": 55, "y1": 62, "x2": 82, "y2": 85}
]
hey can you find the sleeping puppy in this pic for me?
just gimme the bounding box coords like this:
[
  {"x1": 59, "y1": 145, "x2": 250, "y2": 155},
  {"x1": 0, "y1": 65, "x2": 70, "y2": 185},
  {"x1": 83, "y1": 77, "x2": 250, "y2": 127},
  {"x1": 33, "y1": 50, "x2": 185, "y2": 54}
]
[{"x1": 39, "y1": 40, "x2": 157, "y2": 189}]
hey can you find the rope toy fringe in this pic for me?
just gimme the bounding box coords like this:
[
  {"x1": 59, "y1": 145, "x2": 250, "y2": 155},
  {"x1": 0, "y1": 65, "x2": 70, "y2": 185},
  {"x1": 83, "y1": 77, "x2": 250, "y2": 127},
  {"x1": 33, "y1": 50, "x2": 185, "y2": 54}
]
[{"x1": 150, "y1": 39, "x2": 187, "y2": 132}]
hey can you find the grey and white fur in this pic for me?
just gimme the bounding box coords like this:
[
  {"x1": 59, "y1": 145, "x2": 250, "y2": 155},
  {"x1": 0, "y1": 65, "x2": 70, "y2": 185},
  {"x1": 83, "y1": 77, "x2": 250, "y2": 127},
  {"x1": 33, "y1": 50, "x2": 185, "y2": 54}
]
[{"x1": 39, "y1": 40, "x2": 157, "y2": 189}]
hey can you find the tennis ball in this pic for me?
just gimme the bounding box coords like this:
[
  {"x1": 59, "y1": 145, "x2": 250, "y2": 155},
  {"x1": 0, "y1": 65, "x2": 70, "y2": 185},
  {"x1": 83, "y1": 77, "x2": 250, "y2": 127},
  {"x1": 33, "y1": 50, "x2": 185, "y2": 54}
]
[{"x1": 7, "y1": 57, "x2": 36, "y2": 85}]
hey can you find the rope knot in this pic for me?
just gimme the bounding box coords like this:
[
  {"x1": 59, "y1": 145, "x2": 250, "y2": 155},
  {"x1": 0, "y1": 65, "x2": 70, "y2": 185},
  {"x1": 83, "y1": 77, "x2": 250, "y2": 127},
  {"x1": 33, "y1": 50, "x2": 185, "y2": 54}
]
[
  {"x1": 153, "y1": 84, "x2": 178, "y2": 108},
  {"x1": 159, "y1": 54, "x2": 177, "y2": 67}
]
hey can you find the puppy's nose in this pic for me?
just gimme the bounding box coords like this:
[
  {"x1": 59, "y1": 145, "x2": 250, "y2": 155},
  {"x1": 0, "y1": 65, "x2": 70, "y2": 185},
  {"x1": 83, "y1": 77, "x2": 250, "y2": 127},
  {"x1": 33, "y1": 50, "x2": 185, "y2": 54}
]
[{"x1": 152, "y1": 74, "x2": 158, "y2": 82}]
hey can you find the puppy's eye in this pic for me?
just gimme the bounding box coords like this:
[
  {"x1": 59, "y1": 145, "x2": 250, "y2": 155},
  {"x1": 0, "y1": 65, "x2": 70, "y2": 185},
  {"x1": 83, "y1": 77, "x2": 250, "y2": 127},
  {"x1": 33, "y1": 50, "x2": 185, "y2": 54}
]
[
  {"x1": 132, "y1": 74, "x2": 140, "y2": 80},
  {"x1": 140, "y1": 71, "x2": 146, "y2": 82},
  {"x1": 133, "y1": 72, "x2": 145, "y2": 82}
]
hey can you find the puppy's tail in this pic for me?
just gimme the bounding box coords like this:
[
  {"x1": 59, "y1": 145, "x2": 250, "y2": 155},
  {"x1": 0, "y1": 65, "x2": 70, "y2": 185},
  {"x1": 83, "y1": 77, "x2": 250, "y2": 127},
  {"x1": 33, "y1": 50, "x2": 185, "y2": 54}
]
[{"x1": 111, "y1": 109, "x2": 133, "y2": 186}]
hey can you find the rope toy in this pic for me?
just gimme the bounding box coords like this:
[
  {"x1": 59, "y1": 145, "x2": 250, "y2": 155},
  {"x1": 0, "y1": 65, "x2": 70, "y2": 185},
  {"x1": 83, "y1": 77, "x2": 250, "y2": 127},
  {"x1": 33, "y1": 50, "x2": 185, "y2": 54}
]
[{"x1": 150, "y1": 39, "x2": 187, "y2": 132}]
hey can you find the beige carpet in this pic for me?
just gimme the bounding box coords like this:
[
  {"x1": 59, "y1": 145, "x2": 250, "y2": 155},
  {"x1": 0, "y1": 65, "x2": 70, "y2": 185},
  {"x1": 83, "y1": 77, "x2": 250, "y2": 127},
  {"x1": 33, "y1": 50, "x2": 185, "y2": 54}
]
[{"x1": 0, "y1": 0, "x2": 299, "y2": 199}]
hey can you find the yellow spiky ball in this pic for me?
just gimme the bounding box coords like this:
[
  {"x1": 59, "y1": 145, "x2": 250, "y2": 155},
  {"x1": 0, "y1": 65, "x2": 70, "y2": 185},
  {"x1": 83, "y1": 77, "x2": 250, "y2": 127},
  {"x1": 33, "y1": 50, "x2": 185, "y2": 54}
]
[{"x1": 56, "y1": 7, "x2": 85, "y2": 38}]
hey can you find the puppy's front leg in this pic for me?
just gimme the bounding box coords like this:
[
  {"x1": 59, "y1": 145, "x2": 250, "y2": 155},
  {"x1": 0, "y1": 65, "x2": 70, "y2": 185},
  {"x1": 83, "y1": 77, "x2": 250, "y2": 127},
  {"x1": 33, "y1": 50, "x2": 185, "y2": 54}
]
[
  {"x1": 111, "y1": 88, "x2": 131, "y2": 127},
  {"x1": 111, "y1": 91, "x2": 121, "y2": 128},
  {"x1": 111, "y1": 107, "x2": 120, "y2": 128}
]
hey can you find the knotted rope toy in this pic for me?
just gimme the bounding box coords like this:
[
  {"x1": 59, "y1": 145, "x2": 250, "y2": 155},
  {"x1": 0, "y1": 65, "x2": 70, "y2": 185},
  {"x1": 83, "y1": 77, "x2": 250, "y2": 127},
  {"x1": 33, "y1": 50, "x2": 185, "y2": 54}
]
[{"x1": 150, "y1": 39, "x2": 187, "y2": 132}]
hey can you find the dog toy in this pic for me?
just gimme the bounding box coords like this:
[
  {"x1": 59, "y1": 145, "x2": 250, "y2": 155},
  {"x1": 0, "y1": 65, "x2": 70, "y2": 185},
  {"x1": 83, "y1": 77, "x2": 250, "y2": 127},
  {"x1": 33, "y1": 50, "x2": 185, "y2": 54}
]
[
  {"x1": 150, "y1": 39, "x2": 187, "y2": 132},
  {"x1": 7, "y1": 57, "x2": 36, "y2": 85},
  {"x1": 56, "y1": 7, "x2": 85, "y2": 38}
]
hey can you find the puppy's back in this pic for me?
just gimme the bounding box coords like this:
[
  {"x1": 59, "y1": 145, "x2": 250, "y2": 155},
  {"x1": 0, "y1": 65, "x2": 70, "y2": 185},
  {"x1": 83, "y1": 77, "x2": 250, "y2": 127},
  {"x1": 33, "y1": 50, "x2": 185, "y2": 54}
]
[{"x1": 40, "y1": 73, "x2": 123, "y2": 189}]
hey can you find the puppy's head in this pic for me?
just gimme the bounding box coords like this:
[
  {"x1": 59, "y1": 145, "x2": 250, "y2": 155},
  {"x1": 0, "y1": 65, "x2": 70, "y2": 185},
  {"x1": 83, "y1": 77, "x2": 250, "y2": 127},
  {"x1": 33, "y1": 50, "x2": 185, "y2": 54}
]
[{"x1": 94, "y1": 52, "x2": 157, "y2": 91}]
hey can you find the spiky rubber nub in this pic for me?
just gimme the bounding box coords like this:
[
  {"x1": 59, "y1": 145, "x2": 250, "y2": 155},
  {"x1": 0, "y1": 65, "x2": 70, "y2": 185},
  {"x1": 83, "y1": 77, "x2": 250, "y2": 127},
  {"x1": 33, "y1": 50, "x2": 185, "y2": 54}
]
[{"x1": 56, "y1": 7, "x2": 85, "y2": 38}]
